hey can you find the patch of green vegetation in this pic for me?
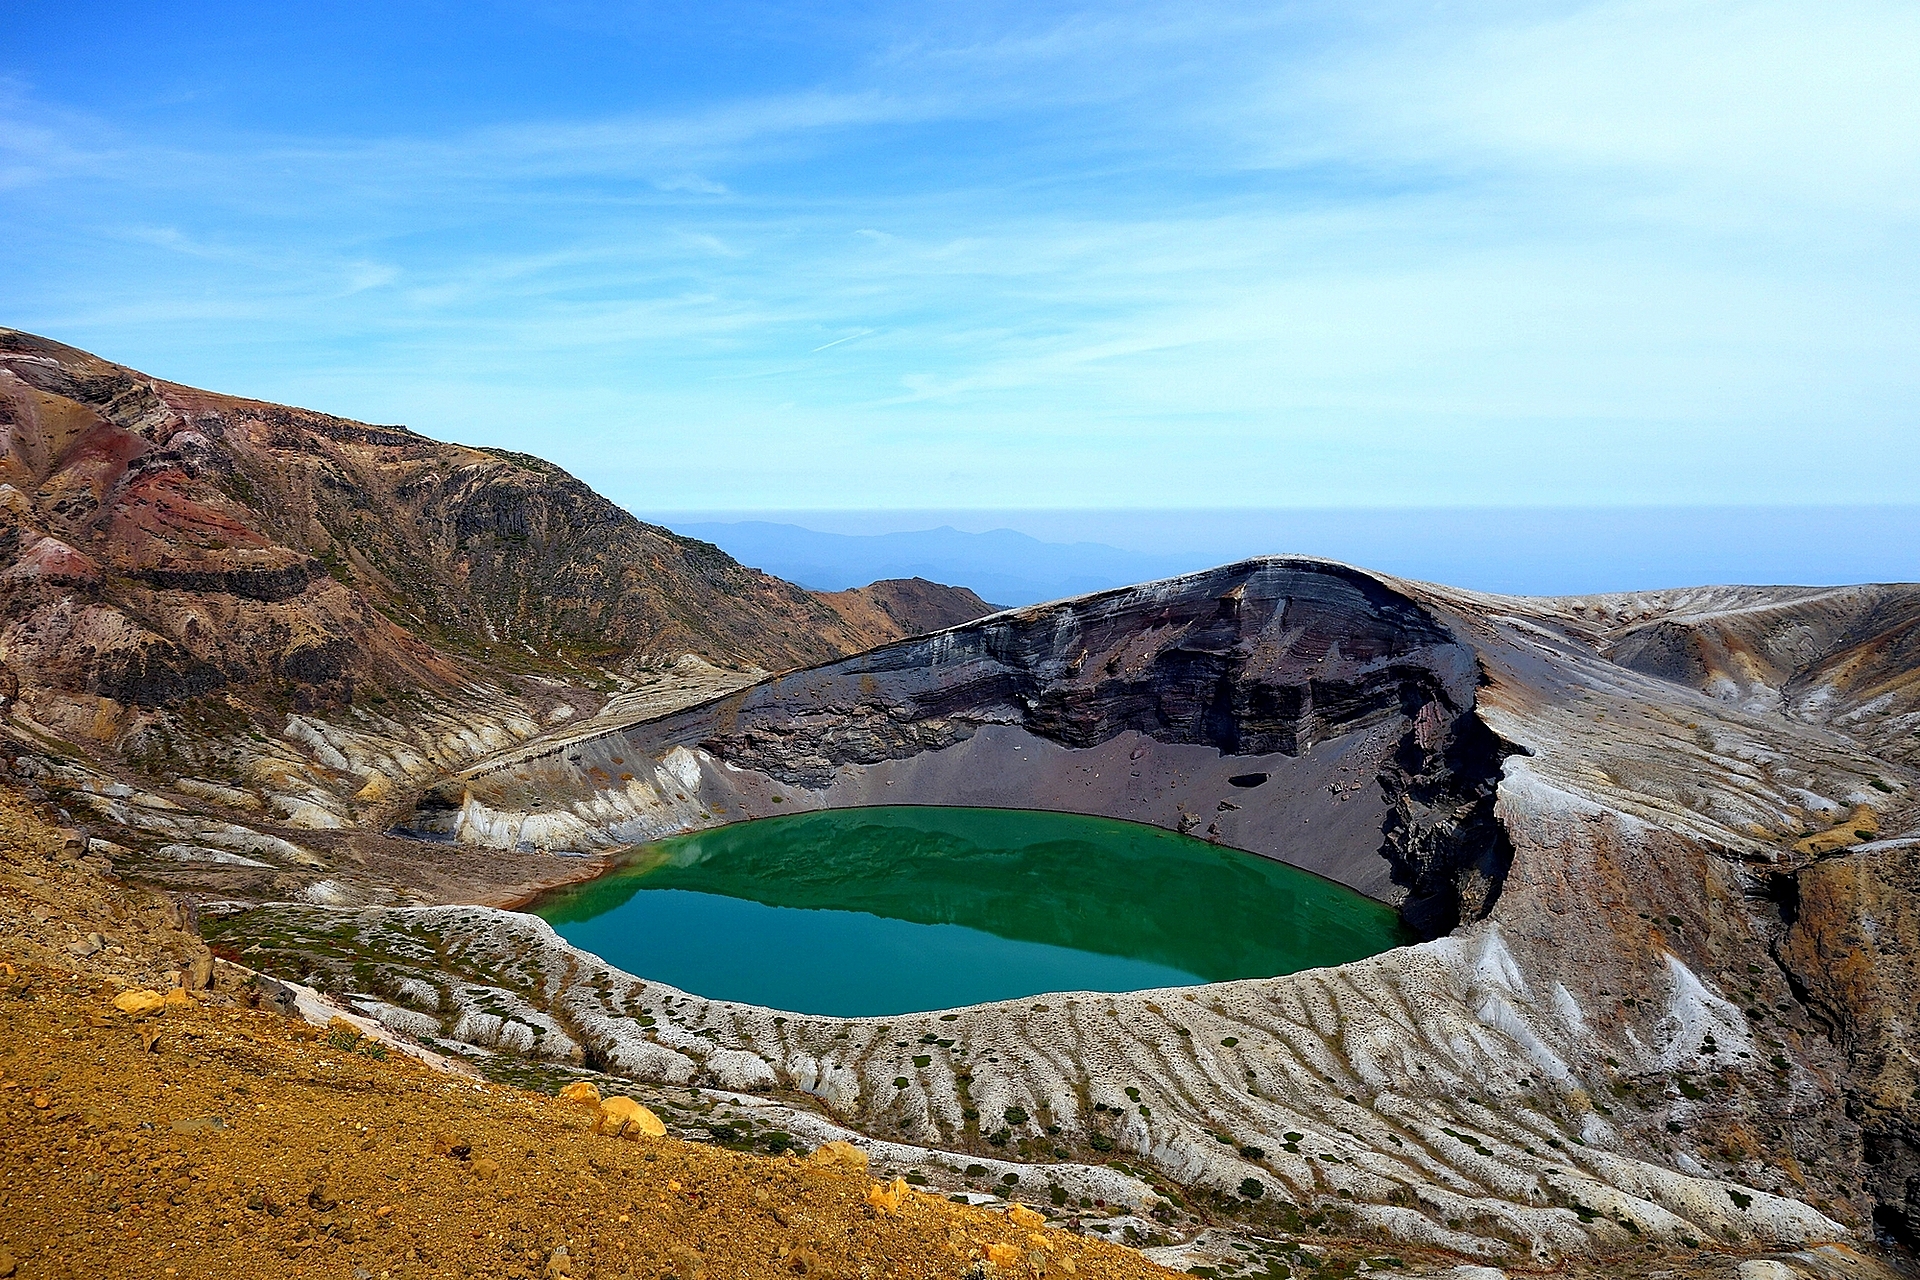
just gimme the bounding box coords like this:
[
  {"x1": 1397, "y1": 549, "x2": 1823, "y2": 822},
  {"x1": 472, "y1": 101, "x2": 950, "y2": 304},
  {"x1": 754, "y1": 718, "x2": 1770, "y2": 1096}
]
[{"x1": 325, "y1": 1026, "x2": 388, "y2": 1061}]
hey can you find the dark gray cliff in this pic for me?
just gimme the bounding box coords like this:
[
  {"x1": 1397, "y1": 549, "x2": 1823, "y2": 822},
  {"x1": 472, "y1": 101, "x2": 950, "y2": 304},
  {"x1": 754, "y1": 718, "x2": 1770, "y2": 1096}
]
[{"x1": 421, "y1": 558, "x2": 1519, "y2": 935}]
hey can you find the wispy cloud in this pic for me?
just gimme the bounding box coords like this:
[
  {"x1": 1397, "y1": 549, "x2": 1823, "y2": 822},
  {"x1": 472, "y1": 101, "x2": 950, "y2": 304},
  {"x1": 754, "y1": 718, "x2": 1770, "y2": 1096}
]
[
  {"x1": 810, "y1": 330, "x2": 876, "y2": 354},
  {"x1": 1, "y1": 1, "x2": 1915, "y2": 509}
]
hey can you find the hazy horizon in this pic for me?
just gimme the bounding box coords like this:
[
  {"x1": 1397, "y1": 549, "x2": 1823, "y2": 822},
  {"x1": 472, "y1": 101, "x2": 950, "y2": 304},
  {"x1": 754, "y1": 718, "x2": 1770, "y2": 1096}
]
[{"x1": 651, "y1": 505, "x2": 1920, "y2": 601}]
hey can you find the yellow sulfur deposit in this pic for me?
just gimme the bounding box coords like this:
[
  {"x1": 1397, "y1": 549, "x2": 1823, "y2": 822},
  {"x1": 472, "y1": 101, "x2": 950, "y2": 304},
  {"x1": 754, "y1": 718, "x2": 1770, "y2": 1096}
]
[
  {"x1": 596, "y1": 1095, "x2": 667, "y2": 1138},
  {"x1": 865, "y1": 1177, "x2": 910, "y2": 1215}
]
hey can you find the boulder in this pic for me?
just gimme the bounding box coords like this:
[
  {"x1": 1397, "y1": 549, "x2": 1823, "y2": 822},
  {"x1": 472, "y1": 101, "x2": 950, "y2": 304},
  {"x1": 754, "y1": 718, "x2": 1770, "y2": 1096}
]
[
  {"x1": 808, "y1": 1141, "x2": 867, "y2": 1174},
  {"x1": 112, "y1": 989, "x2": 167, "y2": 1017},
  {"x1": 558, "y1": 1080, "x2": 601, "y2": 1108},
  {"x1": 595, "y1": 1096, "x2": 665, "y2": 1138}
]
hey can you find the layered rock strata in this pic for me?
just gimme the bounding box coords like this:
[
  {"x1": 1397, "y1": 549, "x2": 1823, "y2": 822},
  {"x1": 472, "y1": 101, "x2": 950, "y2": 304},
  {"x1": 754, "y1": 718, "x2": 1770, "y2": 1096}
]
[
  {"x1": 0, "y1": 327, "x2": 989, "y2": 774},
  {"x1": 382, "y1": 558, "x2": 1920, "y2": 1267}
]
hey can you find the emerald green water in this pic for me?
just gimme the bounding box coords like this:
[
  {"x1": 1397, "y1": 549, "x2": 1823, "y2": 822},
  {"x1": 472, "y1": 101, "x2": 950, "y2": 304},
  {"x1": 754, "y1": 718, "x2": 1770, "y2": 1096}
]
[{"x1": 531, "y1": 806, "x2": 1409, "y2": 1017}]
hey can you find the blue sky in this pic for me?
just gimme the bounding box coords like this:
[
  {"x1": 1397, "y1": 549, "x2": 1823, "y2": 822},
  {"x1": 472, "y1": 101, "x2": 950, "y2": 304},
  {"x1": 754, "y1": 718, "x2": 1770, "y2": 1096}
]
[{"x1": 3, "y1": 1, "x2": 1917, "y2": 511}]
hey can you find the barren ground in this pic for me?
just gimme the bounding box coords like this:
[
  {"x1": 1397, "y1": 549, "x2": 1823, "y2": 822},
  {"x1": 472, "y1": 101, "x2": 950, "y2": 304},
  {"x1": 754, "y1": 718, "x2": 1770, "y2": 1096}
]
[{"x1": 0, "y1": 789, "x2": 1174, "y2": 1280}]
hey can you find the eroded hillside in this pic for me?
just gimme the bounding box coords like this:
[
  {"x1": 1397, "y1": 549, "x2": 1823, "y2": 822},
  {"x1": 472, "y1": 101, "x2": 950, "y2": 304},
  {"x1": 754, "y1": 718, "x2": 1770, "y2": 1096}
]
[
  {"x1": 0, "y1": 329, "x2": 987, "y2": 890},
  {"x1": 0, "y1": 787, "x2": 1187, "y2": 1280}
]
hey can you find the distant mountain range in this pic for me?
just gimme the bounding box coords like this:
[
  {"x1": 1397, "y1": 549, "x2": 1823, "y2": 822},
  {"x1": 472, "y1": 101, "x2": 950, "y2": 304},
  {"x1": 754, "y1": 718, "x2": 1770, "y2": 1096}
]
[
  {"x1": 674, "y1": 521, "x2": 1200, "y2": 607},
  {"x1": 673, "y1": 506, "x2": 1920, "y2": 605}
]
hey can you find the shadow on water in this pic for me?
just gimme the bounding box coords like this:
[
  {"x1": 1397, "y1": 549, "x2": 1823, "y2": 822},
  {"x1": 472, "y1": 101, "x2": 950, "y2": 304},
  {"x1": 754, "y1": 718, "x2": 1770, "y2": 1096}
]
[{"x1": 530, "y1": 806, "x2": 1410, "y2": 1016}]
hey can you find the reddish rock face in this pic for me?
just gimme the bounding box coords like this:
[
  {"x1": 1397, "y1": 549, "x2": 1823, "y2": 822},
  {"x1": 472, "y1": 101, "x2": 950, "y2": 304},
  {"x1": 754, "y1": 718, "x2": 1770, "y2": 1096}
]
[
  {"x1": 0, "y1": 329, "x2": 990, "y2": 752},
  {"x1": 2, "y1": 534, "x2": 102, "y2": 586}
]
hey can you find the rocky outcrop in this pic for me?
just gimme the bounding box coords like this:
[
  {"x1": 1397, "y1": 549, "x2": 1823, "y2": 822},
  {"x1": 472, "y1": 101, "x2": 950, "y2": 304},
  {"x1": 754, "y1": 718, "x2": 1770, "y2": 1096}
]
[
  {"x1": 1775, "y1": 838, "x2": 1920, "y2": 1248},
  {"x1": 816, "y1": 576, "x2": 998, "y2": 640}
]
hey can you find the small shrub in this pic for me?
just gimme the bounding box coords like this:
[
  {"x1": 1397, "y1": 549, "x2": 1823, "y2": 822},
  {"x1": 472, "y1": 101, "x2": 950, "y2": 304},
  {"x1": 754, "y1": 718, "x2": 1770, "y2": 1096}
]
[
  {"x1": 1238, "y1": 1178, "x2": 1264, "y2": 1200},
  {"x1": 1050, "y1": 1185, "x2": 1067, "y2": 1206},
  {"x1": 1004, "y1": 1106, "x2": 1029, "y2": 1126}
]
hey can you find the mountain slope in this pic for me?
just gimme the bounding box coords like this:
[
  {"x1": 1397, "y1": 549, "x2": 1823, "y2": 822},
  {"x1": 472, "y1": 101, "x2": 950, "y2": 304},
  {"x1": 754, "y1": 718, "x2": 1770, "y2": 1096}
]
[{"x1": 0, "y1": 329, "x2": 987, "y2": 760}]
